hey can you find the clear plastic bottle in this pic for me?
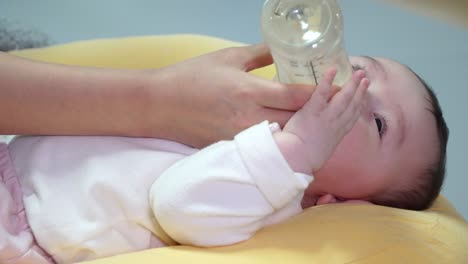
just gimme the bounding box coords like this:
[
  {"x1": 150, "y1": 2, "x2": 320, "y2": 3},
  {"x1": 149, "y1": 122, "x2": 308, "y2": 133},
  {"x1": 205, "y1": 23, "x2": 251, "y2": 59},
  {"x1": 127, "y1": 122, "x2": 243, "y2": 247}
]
[{"x1": 261, "y1": 0, "x2": 352, "y2": 87}]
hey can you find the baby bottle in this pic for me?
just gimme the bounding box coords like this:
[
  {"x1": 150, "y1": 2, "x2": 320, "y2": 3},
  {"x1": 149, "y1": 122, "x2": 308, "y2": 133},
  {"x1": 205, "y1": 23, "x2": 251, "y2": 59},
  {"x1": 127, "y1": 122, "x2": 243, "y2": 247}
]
[{"x1": 261, "y1": 0, "x2": 352, "y2": 87}]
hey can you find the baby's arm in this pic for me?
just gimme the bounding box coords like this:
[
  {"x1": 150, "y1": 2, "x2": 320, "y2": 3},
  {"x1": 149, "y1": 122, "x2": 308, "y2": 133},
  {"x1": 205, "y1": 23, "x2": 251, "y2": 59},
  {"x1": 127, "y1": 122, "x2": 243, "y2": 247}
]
[{"x1": 150, "y1": 122, "x2": 312, "y2": 247}]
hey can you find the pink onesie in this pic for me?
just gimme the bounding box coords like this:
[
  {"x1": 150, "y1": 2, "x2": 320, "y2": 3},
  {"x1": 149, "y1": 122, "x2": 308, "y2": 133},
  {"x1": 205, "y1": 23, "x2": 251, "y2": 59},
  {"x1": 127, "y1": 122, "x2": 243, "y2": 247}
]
[
  {"x1": 0, "y1": 143, "x2": 53, "y2": 264},
  {"x1": 0, "y1": 122, "x2": 312, "y2": 264}
]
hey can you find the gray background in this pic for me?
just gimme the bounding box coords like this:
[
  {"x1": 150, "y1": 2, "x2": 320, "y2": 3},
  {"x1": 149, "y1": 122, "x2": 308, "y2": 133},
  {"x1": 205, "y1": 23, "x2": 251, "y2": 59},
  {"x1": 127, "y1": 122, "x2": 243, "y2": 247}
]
[{"x1": 1, "y1": 0, "x2": 467, "y2": 219}]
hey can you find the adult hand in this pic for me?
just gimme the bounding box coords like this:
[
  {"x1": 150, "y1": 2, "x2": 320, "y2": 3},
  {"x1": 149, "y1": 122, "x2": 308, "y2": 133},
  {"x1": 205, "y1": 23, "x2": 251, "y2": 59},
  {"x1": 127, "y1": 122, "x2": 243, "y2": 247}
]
[{"x1": 147, "y1": 44, "x2": 314, "y2": 148}]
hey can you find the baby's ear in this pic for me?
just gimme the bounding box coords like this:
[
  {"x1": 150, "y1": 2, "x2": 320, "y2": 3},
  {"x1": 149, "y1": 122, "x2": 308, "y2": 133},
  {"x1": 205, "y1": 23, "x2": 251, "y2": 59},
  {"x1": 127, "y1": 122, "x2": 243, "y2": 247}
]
[
  {"x1": 316, "y1": 194, "x2": 339, "y2": 205},
  {"x1": 302, "y1": 194, "x2": 371, "y2": 208},
  {"x1": 316, "y1": 195, "x2": 373, "y2": 206}
]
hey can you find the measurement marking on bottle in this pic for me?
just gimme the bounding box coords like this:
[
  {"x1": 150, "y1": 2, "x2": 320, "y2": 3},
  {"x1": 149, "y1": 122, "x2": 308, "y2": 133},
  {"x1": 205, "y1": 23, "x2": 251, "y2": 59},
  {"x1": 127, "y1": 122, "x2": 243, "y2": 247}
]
[{"x1": 309, "y1": 61, "x2": 318, "y2": 85}]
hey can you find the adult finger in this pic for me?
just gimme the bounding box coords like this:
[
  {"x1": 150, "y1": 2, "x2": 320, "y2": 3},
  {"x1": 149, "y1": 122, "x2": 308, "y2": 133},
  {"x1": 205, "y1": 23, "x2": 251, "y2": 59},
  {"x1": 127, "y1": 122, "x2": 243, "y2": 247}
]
[
  {"x1": 261, "y1": 107, "x2": 296, "y2": 128},
  {"x1": 238, "y1": 107, "x2": 295, "y2": 129},
  {"x1": 251, "y1": 78, "x2": 315, "y2": 111}
]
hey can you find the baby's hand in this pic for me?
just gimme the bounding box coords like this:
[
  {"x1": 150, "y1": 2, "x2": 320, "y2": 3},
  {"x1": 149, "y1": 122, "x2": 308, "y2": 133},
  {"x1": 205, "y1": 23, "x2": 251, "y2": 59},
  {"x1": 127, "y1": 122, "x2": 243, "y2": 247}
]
[{"x1": 274, "y1": 68, "x2": 369, "y2": 174}]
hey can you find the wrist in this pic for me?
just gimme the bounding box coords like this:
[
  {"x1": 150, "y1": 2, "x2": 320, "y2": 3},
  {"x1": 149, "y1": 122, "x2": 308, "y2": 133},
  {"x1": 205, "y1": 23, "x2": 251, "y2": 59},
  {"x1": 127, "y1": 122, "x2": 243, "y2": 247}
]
[
  {"x1": 273, "y1": 132, "x2": 313, "y2": 174},
  {"x1": 123, "y1": 68, "x2": 175, "y2": 138}
]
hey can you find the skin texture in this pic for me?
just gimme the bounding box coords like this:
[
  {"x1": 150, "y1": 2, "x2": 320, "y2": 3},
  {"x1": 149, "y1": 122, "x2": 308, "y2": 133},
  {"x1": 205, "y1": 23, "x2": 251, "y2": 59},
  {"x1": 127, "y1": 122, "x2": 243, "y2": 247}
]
[
  {"x1": 274, "y1": 57, "x2": 439, "y2": 208},
  {"x1": 0, "y1": 45, "x2": 312, "y2": 148}
]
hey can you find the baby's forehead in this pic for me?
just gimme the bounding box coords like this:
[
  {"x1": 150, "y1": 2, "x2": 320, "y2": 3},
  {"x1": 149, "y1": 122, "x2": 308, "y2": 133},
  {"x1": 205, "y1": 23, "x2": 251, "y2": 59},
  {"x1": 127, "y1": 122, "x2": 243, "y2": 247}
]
[
  {"x1": 395, "y1": 106, "x2": 439, "y2": 177},
  {"x1": 384, "y1": 71, "x2": 438, "y2": 174},
  {"x1": 376, "y1": 58, "x2": 433, "y2": 109}
]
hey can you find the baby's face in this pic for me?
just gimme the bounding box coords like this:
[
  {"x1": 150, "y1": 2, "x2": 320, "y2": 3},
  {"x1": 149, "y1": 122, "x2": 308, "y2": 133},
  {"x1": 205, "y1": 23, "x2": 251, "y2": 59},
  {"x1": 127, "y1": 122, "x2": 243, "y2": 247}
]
[{"x1": 302, "y1": 57, "x2": 439, "y2": 207}]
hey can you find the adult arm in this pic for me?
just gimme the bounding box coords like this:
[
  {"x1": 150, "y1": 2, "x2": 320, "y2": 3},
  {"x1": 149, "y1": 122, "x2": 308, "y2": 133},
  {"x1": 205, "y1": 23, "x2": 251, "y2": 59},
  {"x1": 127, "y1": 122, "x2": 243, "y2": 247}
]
[{"x1": 0, "y1": 45, "x2": 312, "y2": 148}]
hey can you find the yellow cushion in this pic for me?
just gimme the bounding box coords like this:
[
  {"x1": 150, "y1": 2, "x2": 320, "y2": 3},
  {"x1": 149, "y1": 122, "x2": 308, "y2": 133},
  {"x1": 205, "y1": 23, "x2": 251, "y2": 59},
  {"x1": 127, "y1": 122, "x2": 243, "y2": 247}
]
[
  {"x1": 10, "y1": 34, "x2": 468, "y2": 264},
  {"x1": 9, "y1": 34, "x2": 274, "y2": 79},
  {"x1": 81, "y1": 197, "x2": 467, "y2": 264}
]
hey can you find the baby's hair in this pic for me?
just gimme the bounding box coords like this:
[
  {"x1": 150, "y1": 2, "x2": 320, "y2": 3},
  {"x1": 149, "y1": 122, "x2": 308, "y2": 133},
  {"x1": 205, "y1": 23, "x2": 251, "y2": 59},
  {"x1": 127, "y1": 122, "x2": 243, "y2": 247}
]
[{"x1": 372, "y1": 68, "x2": 449, "y2": 211}]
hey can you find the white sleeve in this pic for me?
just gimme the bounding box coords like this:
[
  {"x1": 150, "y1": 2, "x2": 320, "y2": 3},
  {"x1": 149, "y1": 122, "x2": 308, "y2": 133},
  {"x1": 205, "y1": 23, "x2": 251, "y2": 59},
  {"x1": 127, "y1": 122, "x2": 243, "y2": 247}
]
[{"x1": 149, "y1": 121, "x2": 313, "y2": 247}]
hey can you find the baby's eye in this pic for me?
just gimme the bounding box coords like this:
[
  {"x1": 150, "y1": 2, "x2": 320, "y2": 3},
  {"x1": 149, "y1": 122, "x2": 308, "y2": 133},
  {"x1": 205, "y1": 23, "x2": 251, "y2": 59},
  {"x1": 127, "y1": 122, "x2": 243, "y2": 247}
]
[
  {"x1": 352, "y1": 64, "x2": 365, "y2": 72},
  {"x1": 374, "y1": 114, "x2": 388, "y2": 137},
  {"x1": 376, "y1": 118, "x2": 383, "y2": 132}
]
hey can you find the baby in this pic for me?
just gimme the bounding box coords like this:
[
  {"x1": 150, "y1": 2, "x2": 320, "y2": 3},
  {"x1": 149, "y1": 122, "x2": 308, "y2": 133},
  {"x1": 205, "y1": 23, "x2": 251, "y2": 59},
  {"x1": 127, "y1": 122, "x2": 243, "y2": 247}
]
[{"x1": 0, "y1": 56, "x2": 448, "y2": 264}]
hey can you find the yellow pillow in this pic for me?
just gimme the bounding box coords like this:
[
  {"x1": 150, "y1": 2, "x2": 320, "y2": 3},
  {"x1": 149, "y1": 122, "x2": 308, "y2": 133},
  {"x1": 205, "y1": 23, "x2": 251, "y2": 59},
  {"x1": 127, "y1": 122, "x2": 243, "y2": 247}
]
[
  {"x1": 10, "y1": 34, "x2": 468, "y2": 264},
  {"x1": 9, "y1": 34, "x2": 274, "y2": 78}
]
